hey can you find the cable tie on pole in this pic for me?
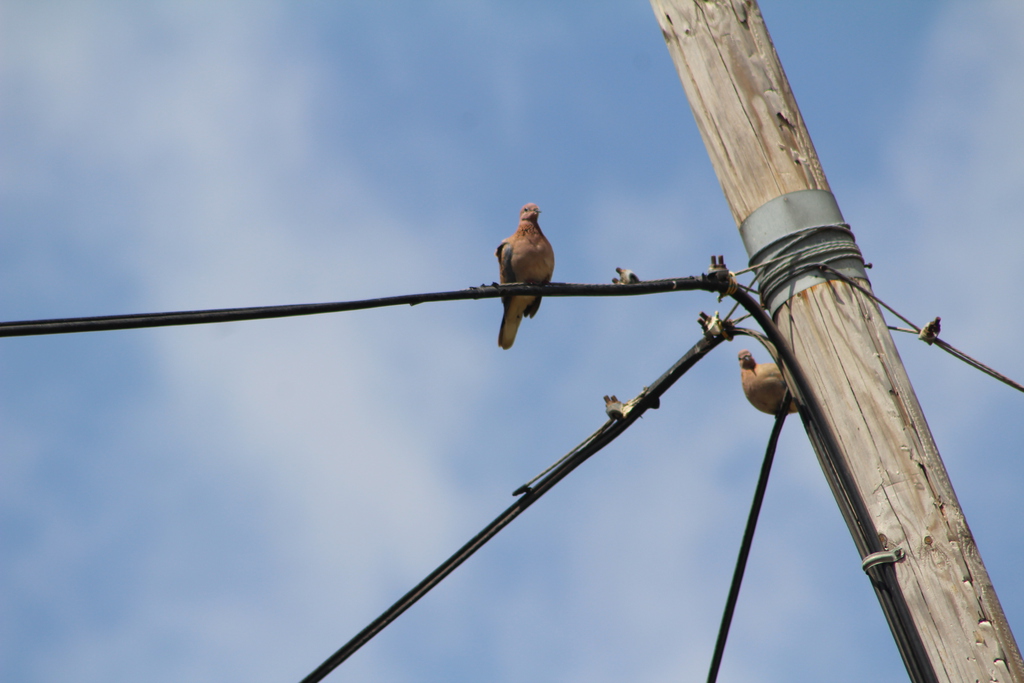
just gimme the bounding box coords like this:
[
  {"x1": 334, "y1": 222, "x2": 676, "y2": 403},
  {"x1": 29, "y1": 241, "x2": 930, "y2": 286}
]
[{"x1": 862, "y1": 547, "x2": 906, "y2": 573}]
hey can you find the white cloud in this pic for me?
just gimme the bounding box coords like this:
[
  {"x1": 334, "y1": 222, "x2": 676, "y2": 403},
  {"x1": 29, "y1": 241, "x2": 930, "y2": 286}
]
[
  {"x1": 1, "y1": 4, "x2": 491, "y2": 680},
  {"x1": 3, "y1": 1, "x2": 1024, "y2": 682}
]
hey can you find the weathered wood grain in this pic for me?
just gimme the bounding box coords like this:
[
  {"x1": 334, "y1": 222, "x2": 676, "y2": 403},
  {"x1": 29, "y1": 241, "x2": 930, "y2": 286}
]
[
  {"x1": 650, "y1": 0, "x2": 1023, "y2": 680},
  {"x1": 785, "y1": 281, "x2": 1020, "y2": 681},
  {"x1": 651, "y1": 0, "x2": 828, "y2": 223}
]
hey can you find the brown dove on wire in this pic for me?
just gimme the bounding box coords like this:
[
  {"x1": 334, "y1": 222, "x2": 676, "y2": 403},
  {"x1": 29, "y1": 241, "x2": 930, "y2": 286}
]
[
  {"x1": 738, "y1": 349, "x2": 799, "y2": 415},
  {"x1": 495, "y1": 203, "x2": 555, "y2": 349}
]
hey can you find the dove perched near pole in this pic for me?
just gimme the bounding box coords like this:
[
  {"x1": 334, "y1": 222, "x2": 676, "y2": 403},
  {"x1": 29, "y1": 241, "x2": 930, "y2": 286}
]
[
  {"x1": 738, "y1": 349, "x2": 798, "y2": 415},
  {"x1": 495, "y1": 203, "x2": 555, "y2": 349}
]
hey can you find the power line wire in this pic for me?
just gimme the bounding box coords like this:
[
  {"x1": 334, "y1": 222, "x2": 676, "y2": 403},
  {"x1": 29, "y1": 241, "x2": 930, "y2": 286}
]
[
  {"x1": 6, "y1": 264, "x2": 1015, "y2": 399},
  {"x1": 296, "y1": 277, "x2": 938, "y2": 682},
  {"x1": 0, "y1": 278, "x2": 710, "y2": 338},
  {"x1": 706, "y1": 392, "x2": 791, "y2": 683},
  {"x1": 725, "y1": 284, "x2": 938, "y2": 683},
  {"x1": 888, "y1": 327, "x2": 1024, "y2": 393},
  {"x1": 813, "y1": 264, "x2": 1024, "y2": 394},
  {"x1": 297, "y1": 332, "x2": 725, "y2": 683},
  {"x1": 2, "y1": 264, "x2": 942, "y2": 680}
]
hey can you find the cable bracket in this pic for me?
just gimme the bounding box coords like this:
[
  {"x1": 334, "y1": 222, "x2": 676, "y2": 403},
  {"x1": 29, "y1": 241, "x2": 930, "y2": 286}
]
[{"x1": 861, "y1": 547, "x2": 906, "y2": 573}]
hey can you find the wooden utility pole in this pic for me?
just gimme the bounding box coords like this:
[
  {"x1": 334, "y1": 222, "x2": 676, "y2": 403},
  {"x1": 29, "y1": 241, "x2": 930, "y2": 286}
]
[{"x1": 649, "y1": 1, "x2": 1023, "y2": 681}]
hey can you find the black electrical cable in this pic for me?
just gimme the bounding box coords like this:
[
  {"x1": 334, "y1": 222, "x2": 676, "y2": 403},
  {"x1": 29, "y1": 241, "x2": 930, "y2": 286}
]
[
  {"x1": 804, "y1": 263, "x2": 1023, "y2": 394},
  {"x1": 706, "y1": 394, "x2": 791, "y2": 683},
  {"x1": 723, "y1": 282, "x2": 938, "y2": 683},
  {"x1": 0, "y1": 278, "x2": 708, "y2": 338},
  {"x1": 930, "y1": 337, "x2": 1024, "y2": 393},
  {"x1": 297, "y1": 333, "x2": 724, "y2": 683},
  {"x1": 2, "y1": 265, "x2": 938, "y2": 681}
]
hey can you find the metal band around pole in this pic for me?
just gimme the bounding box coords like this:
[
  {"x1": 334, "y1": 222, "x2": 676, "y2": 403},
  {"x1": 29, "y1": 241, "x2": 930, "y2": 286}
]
[{"x1": 739, "y1": 189, "x2": 869, "y2": 315}]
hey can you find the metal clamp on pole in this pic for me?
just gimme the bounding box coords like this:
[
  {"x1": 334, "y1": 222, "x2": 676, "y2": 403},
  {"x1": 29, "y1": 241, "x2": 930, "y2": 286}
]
[
  {"x1": 739, "y1": 189, "x2": 869, "y2": 316},
  {"x1": 862, "y1": 547, "x2": 906, "y2": 573}
]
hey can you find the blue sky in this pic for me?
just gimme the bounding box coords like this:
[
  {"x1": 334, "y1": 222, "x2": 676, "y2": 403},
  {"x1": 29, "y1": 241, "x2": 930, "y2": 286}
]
[{"x1": 2, "y1": 2, "x2": 1023, "y2": 681}]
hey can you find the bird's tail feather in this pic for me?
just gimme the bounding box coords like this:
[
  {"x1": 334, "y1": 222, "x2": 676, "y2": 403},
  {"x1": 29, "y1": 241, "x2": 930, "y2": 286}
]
[{"x1": 498, "y1": 313, "x2": 521, "y2": 349}]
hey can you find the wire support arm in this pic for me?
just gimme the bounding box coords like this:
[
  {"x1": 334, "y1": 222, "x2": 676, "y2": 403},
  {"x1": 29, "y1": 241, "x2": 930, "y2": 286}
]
[{"x1": 297, "y1": 332, "x2": 725, "y2": 683}]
